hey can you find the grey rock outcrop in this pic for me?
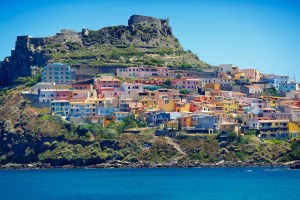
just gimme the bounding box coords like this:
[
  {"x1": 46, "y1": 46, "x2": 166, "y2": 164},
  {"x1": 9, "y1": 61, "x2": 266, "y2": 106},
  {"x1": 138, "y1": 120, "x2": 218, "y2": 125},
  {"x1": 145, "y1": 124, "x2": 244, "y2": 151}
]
[{"x1": 0, "y1": 15, "x2": 192, "y2": 87}]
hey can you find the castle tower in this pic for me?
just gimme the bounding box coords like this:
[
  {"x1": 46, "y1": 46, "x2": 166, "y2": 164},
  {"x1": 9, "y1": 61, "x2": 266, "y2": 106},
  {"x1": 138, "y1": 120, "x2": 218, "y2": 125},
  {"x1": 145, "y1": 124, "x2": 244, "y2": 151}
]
[{"x1": 82, "y1": 27, "x2": 89, "y2": 37}]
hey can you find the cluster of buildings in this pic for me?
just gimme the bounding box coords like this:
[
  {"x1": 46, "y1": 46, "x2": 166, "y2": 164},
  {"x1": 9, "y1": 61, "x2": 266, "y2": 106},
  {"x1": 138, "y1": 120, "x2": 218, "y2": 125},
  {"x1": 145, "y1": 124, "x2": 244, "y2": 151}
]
[{"x1": 23, "y1": 63, "x2": 300, "y2": 141}]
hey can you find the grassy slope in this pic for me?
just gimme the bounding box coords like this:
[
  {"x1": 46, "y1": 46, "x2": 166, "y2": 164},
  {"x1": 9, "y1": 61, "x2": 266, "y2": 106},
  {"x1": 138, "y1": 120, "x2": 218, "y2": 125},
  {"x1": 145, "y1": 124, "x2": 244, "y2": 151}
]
[{"x1": 48, "y1": 44, "x2": 210, "y2": 69}]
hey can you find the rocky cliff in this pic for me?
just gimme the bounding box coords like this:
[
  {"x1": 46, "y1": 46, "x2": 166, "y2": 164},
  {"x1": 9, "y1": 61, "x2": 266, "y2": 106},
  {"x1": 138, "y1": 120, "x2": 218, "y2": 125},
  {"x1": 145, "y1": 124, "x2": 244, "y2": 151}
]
[
  {"x1": 83, "y1": 15, "x2": 177, "y2": 48},
  {"x1": 0, "y1": 15, "x2": 210, "y2": 87}
]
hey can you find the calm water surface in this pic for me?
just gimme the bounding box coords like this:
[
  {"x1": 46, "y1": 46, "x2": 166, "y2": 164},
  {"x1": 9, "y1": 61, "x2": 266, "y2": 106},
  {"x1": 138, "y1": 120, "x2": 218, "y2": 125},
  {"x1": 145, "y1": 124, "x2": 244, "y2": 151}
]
[{"x1": 0, "y1": 167, "x2": 299, "y2": 200}]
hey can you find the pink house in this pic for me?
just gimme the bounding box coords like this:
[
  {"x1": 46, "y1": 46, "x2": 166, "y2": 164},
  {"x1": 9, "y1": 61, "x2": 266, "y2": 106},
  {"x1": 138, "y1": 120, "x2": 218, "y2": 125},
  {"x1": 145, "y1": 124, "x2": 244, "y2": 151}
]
[
  {"x1": 116, "y1": 66, "x2": 169, "y2": 78},
  {"x1": 156, "y1": 67, "x2": 169, "y2": 76},
  {"x1": 99, "y1": 88, "x2": 125, "y2": 98},
  {"x1": 56, "y1": 90, "x2": 72, "y2": 100},
  {"x1": 171, "y1": 78, "x2": 201, "y2": 90},
  {"x1": 94, "y1": 77, "x2": 121, "y2": 94},
  {"x1": 72, "y1": 83, "x2": 93, "y2": 90},
  {"x1": 241, "y1": 68, "x2": 261, "y2": 82},
  {"x1": 154, "y1": 89, "x2": 180, "y2": 99},
  {"x1": 71, "y1": 90, "x2": 90, "y2": 101}
]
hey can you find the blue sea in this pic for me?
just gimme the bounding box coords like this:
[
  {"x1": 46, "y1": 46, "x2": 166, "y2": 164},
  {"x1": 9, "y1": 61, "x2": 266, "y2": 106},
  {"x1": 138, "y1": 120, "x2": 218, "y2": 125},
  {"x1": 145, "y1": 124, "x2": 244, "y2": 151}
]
[{"x1": 0, "y1": 167, "x2": 299, "y2": 200}]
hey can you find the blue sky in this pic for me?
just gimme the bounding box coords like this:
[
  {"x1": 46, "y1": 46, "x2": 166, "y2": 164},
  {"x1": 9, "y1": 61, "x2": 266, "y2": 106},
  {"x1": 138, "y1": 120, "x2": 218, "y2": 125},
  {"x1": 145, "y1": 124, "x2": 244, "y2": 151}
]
[{"x1": 1, "y1": 0, "x2": 300, "y2": 78}]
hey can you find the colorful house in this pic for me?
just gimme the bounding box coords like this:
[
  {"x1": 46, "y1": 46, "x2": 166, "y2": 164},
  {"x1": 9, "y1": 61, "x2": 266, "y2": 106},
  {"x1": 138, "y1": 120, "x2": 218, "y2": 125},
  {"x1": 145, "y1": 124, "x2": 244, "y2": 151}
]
[
  {"x1": 249, "y1": 119, "x2": 289, "y2": 139},
  {"x1": 116, "y1": 66, "x2": 168, "y2": 78},
  {"x1": 157, "y1": 98, "x2": 181, "y2": 112},
  {"x1": 171, "y1": 78, "x2": 202, "y2": 90},
  {"x1": 174, "y1": 102, "x2": 190, "y2": 112},
  {"x1": 114, "y1": 112, "x2": 130, "y2": 123},
  {"x1": 289, "y1": 122, "x2": 300, "y2": 141},
  {"x1": 241, "y1": 85, "x2": 263, "y2": 96},
  {"x1": 94, "y1": 77, "x2": 121, "y2": 93},
  {"x1": 121, "y1": 82, "x2": 144, "y2": 95},
  {"x1": 147, "y1": 111, "x2": 171, "y2": 126},
  {"x1": 220, "y1": 122, "x2": 240, "y2": 134},
  {"x1": 179, "y1": 115, "x2": 192, "y2": 130},
  {"x1": 69, "y1": 101, "x2": 98, "y2": 119},
  {"x1": 139, "y1": 98, "x2": 158, "y2": 110},
  {"x1": 42, "y1": 63, "x2": 75, "y2": 83},
  {"x1": 241, "y1": 68, "x2": 261, "y2": 82},
  {"x1": 50, "y1": 100, "x2": 70, "y2": 117},
  {"x1": 222, "y1": 100, "x2": 238, "y2": 113},
  {"x1": 233, "y1": 72, "x2": 246, "y2": 81}
]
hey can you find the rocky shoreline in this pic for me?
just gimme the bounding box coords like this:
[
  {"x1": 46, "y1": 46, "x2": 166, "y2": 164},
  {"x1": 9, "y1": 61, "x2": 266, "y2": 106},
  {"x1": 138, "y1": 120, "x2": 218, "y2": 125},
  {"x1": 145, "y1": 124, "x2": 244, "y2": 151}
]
[{"x1": 0, "y1": 160, "x2": 295, "y2": 170}]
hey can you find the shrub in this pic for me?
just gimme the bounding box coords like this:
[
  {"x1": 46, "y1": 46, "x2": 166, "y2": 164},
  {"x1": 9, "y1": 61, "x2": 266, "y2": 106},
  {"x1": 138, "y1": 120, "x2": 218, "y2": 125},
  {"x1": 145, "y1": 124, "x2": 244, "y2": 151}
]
[
  {"x1": 179, "y1": 89, "x2": 189, "y2": 95},
  {"x1": 227, "y1": 132, "x2": 238, "y2": 144}
]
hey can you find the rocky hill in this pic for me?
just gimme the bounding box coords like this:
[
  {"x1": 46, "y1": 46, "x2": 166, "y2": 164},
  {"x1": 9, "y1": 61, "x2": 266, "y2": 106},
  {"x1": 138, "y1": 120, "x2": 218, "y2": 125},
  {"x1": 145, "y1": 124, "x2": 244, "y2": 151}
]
[{"x1": 0, "y1": 15, "x2": 210, "y2": 87}]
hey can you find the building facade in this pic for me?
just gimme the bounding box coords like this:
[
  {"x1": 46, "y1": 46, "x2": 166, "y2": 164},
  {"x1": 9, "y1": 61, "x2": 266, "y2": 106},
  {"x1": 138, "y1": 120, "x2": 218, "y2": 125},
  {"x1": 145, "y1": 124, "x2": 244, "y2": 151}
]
[{"x1": 42, "y1": 63, "x2": 75, "y2": 83}]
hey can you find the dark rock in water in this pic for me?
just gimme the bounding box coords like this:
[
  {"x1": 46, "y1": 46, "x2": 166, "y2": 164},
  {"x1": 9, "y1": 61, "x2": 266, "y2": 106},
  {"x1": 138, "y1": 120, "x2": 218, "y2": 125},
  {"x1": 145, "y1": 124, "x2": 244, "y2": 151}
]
[{"x1": 290, "y1": 161, "x2": 300, "y2": 169}]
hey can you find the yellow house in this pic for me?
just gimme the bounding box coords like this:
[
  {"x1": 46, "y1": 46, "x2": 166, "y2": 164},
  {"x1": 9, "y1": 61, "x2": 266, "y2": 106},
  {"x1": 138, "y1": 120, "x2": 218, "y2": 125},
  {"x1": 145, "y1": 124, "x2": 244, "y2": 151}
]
[
  {"x1": 139, "y1": 98, "x2": 158, "y2": 110},
  {"x1": 205, "y1": 83, "x2": 220, "y2": 90},
  {"x1": 289, "y1": 122, "x2": 300, "y2": 141},
  {"x1": 158, "y1": 98, "x2": 180, "y2": 112},
  {"x1": 160, "y1": 120, "x2": 179, "y2": 130},
  {"x1": 175, "y1": 102, "x2": 190, "y2": 112},
  {"x1": 220, "y1": 122, "x2": 240, "y2": 134},
  {"x1": 222, "y1": 100, "x2": 238, "y2": 113},
  {"x1": 233, "y1": 72, "x2": 246, "y2": 81},
  {"x1": 262, "y1": 97, "x2": 277, "y2": 107}
]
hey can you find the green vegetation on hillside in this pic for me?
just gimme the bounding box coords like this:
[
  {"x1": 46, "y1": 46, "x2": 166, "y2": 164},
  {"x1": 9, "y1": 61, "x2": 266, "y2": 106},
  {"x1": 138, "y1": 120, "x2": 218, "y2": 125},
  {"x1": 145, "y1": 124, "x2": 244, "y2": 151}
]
[{"x1": 47, "y1": 44, "x2": 208, "y2": 69}]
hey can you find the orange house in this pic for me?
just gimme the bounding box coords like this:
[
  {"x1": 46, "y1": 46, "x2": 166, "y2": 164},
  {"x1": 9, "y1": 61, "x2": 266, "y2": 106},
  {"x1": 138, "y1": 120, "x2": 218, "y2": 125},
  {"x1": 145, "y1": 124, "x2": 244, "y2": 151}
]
[
  {"x1": 180, "y1": 115, "x2": 192, "y2": 129},
  {"x1": 189, "y1": 101, "x2": 201, "y2": 112},
  {"x1": 193, "y1": 95, "x2": 205, "y2": 102},
  {"x1": 174, "y1": 102, "x2": 190, "y2": 112},
  {"x1": 104, "y1": 115, "x2": 115, "y2": 127},
  {"x1": 56, "y1": 90, "x2": 73, "y2": 100},
  {"x1": 205, "y1": 83, "x2": 220, "y2": 90}
]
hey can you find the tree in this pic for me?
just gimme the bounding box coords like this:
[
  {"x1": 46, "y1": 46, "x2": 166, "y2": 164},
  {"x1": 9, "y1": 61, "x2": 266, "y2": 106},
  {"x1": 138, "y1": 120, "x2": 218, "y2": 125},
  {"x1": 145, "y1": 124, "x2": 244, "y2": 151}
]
[
  {"x1": 179, "y1": 89, "x2": 189, "y2": 95},
  {"x1": 267, "y1": 87, "x2": 279, "y2": 97},
  {"x1": 175, "y1": 74, "x2": 181, "y2": 79},
  {"x1": 122, "y1": 115, "x2": 138, "y2": 129},
  {"x1": 102, "y1": 128, "x2": 118, "y2": 140},
  {"x1": 106, "y1": 121, "x2": 125, "y2": 134},
  {"x1": 227, "y1": 132, "x2": 237, "y2": 144},
  {"x1": 163, "y1": 79, "x2": 171, "y2": 87}
]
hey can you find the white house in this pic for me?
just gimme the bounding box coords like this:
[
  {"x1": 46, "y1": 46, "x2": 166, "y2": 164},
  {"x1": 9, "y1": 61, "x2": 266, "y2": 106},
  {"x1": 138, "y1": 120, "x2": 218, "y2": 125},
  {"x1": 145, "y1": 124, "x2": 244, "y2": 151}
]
[
  {"x1": 121, "y1": 83, "x2": 144, "y2": 94},
  {"x1": 39, "y1": 90, "x2": 56, "y2": 102}
]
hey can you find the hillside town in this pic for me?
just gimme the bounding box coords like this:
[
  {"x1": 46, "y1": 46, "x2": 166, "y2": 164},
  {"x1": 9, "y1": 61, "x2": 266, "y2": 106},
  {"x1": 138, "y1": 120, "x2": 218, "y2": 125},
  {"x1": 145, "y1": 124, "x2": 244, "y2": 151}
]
[{"x1": 22, "y1": 63, "x2": 300, "y2": 141}]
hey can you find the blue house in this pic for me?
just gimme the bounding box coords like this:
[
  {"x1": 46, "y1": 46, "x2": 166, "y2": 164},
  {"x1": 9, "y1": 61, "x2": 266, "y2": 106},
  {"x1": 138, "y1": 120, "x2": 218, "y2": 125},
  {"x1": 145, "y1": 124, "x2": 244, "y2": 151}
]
[
  {"x1": 147, "y1": 111, "x2": 170, "y2": 126},
  {"x1": 278, "y1": 83, "x2": 296, "y2": 96},
  {"x1": 98, "y1": 107, "x2": 120, "y2": 116},
  {"x1": 187, "y1": 116, "x2": 220, "y2": 134},
  {"x1": 50, "y1": 100, "x2": 70, "y2": 116}
]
